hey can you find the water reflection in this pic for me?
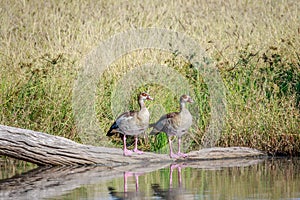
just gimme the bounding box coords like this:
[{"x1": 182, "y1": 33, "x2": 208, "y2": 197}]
[
  {"x1": 0, "y1": 158, "x2": 300, "y2": 200},
  {"x1": 108, "y1": 172, "x2": 144, "y2": 199},
  {"x1": 151, "y1": 164, "x2": 194, "y2": 199},
  {"x1": 0, "y1": 157, "x2": 37, "y2": 180},
  {"x1": 107, "y1": 164, "x2": 192, "y2": 200}
]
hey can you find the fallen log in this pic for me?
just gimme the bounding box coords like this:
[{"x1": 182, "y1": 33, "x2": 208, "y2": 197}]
[{"x1": 0, "y1": 124, "x2": 266, "y2": 166}]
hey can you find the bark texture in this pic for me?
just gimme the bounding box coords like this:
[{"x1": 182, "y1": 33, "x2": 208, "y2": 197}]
[{"x1": 0, "y1": 124, "x2": 266, "y2": 166}]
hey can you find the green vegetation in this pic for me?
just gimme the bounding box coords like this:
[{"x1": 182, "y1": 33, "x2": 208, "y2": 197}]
[
  {"x1": 0, "y1": 0, "x2": 299, "y2": 156},
  {"x1": 218, "y1": 46, "x2": 300, "y2": 156}
]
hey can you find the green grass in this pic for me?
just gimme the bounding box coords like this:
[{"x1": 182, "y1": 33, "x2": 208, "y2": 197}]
[
  {"x1": 218, "y1": 46, "x2": 300, "y2": 156},
  {"x1": 0, "y1": 53, "x2": 78, "y2": 139},
  {"x1": 0, "y1": 0, "x2": 299, "y2": 156}
]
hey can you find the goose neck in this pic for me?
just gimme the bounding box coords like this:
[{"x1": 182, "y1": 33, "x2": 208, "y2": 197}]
[
  {"x1": 180, "y1": 101, "x2": 186, "y2": 111},
  {"x1": 139, "y1": 99, "x2": 145, "y2": 110}
]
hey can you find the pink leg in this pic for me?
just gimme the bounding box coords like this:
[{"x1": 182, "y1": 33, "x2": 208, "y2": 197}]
[
  {"x1": 133, "y1": 136, "x2": 143, "y2": 154},
  {"x1": 123, "y1": 135, "x2": 132, "y2": 156},
  {"x1": 177, "y1": 137, "x2": 187, "y2": 158},
  {"x1": 168, "y1": 137, "x2": 179, "y2": 158}
]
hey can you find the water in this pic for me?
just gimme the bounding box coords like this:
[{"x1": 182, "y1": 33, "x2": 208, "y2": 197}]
[{"x1": 1, "y1": 157, "x2": 299, "y2": 200}]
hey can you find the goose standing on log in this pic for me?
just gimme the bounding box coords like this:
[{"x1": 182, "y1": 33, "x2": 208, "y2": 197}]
[
  {"x1": 150, "y1": 95, "x2": 193, "y2": 158},
  {"x1": 107, "y1": 92, "x2": 153, "y2": 156}
]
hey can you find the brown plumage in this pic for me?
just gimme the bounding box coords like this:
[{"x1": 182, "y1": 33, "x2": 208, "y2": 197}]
[
  {"x1": 107, "y1": 92, "x2": 153, "y2": 156},
  {"x1": 150, "y1": 95, "x2": 193, "y2": 158}
]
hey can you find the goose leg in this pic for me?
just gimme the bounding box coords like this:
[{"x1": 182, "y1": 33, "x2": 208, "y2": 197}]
[
  {"x1": 168, "y1": 137, "x2": 179, "y2": 158},
  {"x1": 177, "y1": 137, "x2": 187, "y2": 158},
  {"x1": 133, "y1": 136, "x2": 143, "y2": 154},
  {"x1": 123, "y1": 134, "x2": 133, "y2": 156}
]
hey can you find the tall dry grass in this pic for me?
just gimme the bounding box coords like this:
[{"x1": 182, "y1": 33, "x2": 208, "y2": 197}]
[{"x1": 0, "y1": 0, "x2": 299, "y2": 155}]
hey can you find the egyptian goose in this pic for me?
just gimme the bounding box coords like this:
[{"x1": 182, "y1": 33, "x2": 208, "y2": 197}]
[
  {"x1": 107, "y1": 92, "x2": 153, "y2": 156},
  {"x1": 150, "y1": 95, "x2": 193, "y2": 158}
]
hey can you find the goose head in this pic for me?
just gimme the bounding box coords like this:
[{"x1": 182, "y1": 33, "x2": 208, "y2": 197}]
[
  {"x1": 180, "y1": 94, "x2": 193, "y2": 103},
  {"x1": 139, "y1": 92, "x2": 154, "y2": 101}
]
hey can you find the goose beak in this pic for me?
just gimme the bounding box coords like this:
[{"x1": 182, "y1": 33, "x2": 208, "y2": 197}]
[
  {"x1": 147, "y1": 95, "x2": 154, "y2": 100},
  {"x1": 188, "y1": 97, "x2": 194, "y2": 103}
]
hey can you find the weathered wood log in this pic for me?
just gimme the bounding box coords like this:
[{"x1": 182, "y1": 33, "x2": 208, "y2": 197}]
[
  {"x1": 0, "y1": 124, "x2": 266, "y2": 166},
  {"x1": 0, "y1": 124, "x2": 172, "y2": 166}
]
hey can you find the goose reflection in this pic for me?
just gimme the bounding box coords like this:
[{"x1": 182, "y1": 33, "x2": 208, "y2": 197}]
[
  {"x1": 108, "y1": 171, "x2": 144, "y2": 200},
  {"x1": 152, "y1": 163, "x2": 193, "y2": 199}
]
